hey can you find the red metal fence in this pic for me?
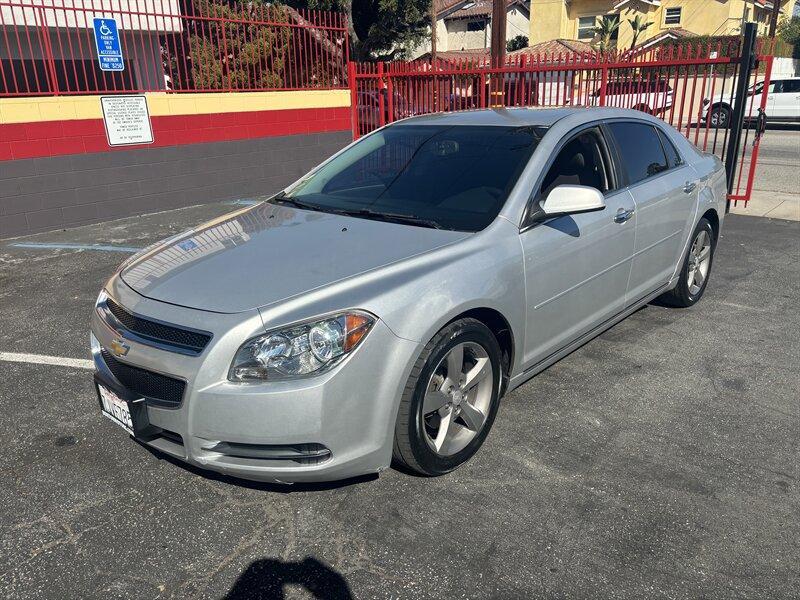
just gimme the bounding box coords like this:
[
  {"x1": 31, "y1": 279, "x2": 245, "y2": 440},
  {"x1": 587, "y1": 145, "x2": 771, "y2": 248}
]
[
  {"x1": 0, "y1": 0, "x2": 348, "y2": 96},
  {"x1": 350, "y1": 40, "x2": 774, "y2": 205}
]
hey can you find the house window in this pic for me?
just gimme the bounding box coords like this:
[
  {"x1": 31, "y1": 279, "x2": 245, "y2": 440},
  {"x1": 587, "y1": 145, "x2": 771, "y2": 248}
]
[
  {"x1": 664, "y1": 7, "x2": 682, "y2": 26},
  {"x1": 467, "y1": 20, "x2": 486, "y2": 32},
  {"x1": 577, "y1": 16, "x2": 597, "y2": 39}
]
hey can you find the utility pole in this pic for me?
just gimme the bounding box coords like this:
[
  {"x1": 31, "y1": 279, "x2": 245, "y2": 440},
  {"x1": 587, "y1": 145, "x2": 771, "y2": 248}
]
[
  {"x1": 768, "y1": 0, "x2": 781, "y2": 38},
  {"x1": 489, "y1": 0, "x2": 507, "y2": 106},
  {"x1": 430, "y1": 0, "x2": 437, "y2": 62}
]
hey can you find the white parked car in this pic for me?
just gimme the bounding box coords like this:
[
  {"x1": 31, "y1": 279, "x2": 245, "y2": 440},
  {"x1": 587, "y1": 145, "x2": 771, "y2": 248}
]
[
  {"x1": 591, "y1": 80, "x2": 674, "y2": 115},
  {"x1": 703, "y1": 76, "x2": 800, "y2": 127}
]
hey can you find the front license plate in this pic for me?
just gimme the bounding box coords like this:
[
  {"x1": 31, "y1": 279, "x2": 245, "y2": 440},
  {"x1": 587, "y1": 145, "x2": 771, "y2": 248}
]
[{"x1": 98, "y1": 383, "x2": 137, "y2": 435}]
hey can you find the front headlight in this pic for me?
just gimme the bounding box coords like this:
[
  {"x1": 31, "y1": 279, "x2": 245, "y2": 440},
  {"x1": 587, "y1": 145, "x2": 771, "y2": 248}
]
[{"x1": 229, "y1": 311, "x2": 375, "y2": 382}]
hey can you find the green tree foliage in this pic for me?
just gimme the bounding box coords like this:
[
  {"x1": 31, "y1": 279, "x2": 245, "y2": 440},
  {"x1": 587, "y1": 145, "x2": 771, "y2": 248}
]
[
  {"x1": 284, "y1": 0, "x2": 431, "y2": 60},
  {"x1": 187, "y1": 0, "x2": 290, "y2": 89},
  {"x1": 777, "y1": 15, "x2": 800, "y2": 58},
  {"x1": 627, "y1": 14, "x2": 651, "y2": 50},
  {"x1": 506, "y1": 35, "x2": 528, "y2": 52},
  {"x1": 592, "y1": 15, "x2": 620, "y2": 53}
]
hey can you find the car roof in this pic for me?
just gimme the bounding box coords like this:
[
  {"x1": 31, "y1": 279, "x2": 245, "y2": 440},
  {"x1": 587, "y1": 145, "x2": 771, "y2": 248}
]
[{"x1": 391, "y1": 107, "x2": 582, "y2": 128}]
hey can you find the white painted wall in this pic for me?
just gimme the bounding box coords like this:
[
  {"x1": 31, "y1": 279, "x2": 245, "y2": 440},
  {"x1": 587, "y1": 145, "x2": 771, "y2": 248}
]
[
  {"x1": 409, "y1": 5, "x2": 530, "y2": 58},
  {"x1": 1, "y1": 0, "x2": 183, "y2": 32},
  {"x1": 773, "y1": 57, "x2": 800, "y2": 77}
]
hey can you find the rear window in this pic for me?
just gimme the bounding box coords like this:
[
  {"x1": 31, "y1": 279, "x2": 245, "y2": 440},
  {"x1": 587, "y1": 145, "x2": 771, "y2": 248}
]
[
  {"x1": 608, "y1": 121, "x2": 669, "y2": 185},
  {"x1": 656, "y1": 128, "x2": 683, "y2": 169}
]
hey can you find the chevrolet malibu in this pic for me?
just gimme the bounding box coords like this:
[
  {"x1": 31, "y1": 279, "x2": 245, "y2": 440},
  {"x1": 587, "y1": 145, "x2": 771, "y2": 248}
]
[{"x1": 91, "y1": 107, "x2": 726, "y2": 483}]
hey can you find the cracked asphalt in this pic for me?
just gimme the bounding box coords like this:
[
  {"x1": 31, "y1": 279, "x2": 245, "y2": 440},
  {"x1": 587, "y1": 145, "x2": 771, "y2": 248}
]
[{"x1": 0, "y1": 204, "x2": 798, "y2": 599}]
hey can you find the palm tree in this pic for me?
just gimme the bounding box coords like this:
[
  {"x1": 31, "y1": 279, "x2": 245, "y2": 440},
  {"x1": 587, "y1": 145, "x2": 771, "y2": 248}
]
[
  {"x1": 593, "y1": 15, "x2": 620, "y2": 53},
  {"x1": 628, "y1": 14, "x2": 652, "y2": 50}
]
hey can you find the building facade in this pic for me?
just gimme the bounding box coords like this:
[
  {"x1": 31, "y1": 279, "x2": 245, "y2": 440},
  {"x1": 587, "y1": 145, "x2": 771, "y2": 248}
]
[
  {"x1": 412, "y1": 0, "x2": 530, "y2": 58},
  {"x1": 530, "y1": 0, "x2": 798, "y2": 49}
]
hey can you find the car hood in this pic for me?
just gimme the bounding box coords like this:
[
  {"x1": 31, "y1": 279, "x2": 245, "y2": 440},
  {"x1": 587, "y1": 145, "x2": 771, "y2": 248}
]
[{"x1": 120, "y1": 202, "x2": 470, "y2": 313}]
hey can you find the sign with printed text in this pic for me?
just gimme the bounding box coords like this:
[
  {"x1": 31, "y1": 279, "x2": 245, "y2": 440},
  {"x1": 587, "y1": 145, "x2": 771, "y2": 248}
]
[
  {"x1": 93, "y1": 17, "x2": 124, "y2": 71},
  {"x1": 101, "y1": 95, "x2": 154, "y2": 146}
]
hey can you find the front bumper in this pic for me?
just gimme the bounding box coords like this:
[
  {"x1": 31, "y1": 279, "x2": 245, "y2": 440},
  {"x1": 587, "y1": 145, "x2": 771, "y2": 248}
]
[{"x1": 91, "y1": 276, "x2": 421, "y2": 483}]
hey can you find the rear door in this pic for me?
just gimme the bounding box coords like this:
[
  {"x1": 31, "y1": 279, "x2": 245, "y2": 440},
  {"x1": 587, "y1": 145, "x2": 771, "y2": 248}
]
[{"x1": 606, "y1": 120, "x2": 695, "y2": 303}]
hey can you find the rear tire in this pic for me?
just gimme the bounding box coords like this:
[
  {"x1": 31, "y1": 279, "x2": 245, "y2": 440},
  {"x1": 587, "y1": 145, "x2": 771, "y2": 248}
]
[
  {"x1": 708, "y1": 104, "x2": 731, "y2": 128},
  {"x1": 660, "y1": 218, "x2": 716, "y2": 308},
  {"x1": 392, "y1": 318, "x2": 502, "y2": 476}
]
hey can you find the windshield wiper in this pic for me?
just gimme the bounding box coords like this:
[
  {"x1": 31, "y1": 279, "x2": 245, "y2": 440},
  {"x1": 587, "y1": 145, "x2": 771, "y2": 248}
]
[
  {"x1": 343, "y1": 208, "x2": 444, "y2": 230},
  {"x1": 271, "y1": 195, "x2": 445, "y2": 230},
  {"x1": 269, "y1": 192, "x2": 321, "y2": 212}
]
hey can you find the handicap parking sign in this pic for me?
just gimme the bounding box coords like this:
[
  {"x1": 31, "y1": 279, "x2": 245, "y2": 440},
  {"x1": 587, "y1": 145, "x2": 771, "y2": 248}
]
[{"x1": 93, "y1": 18, "x2": 124, "y2": 71}]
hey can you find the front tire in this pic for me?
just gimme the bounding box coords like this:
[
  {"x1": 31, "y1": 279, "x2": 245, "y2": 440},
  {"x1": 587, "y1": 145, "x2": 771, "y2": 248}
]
[
  {"x1": 660, "y1": 218, "x2": 716, "y2": 308},
  {"x1": 392, "y1": 318, "x2": 502, "y2": 476}
]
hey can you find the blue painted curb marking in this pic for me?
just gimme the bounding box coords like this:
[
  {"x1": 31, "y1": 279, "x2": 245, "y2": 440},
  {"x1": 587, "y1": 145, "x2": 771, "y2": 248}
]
[{"x1": 9, "y1": 242, "x2": 140, "y2": 253}]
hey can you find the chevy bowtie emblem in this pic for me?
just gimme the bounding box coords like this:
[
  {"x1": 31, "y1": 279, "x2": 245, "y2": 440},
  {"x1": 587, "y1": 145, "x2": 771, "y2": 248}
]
[{"x1": 109, "y1": 338, "x2": 130, "y2": 357}]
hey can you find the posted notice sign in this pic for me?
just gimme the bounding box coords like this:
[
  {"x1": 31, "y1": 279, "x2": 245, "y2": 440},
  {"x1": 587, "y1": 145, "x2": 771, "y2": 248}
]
[
  {"x1": 93, "y1": 18, "x2": 124, "y2": 71},
  {"x1": 101, "y1": 95, "x2": 154, "y2": 146}
]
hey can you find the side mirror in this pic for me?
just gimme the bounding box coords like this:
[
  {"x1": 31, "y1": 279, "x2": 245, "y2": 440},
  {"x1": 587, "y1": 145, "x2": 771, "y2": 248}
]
[{"x1": 538, "y1": 185, "x2": 605, "y2": 219}]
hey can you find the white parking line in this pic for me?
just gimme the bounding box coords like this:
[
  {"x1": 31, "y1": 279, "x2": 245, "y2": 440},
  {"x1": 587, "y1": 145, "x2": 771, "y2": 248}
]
[{"x1": 0, "y1": 352, "x2": 94, "y2": 370}]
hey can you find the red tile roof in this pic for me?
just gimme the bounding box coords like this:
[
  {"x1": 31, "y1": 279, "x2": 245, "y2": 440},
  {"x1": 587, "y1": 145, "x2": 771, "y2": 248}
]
[
  {"x1": 413, "y1": 48, "x2": 491, "y2": 64},
  {"x1": 439, "y1": 0, "x2": 527, "y2": 20},
  {"x1": 509, "y1": 38, "x2": 596, "y2": 57}
]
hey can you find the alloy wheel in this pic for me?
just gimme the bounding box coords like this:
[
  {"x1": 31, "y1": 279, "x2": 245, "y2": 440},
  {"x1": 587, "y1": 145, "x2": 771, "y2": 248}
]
[
  {"x1": 421, "y1": 341, "x2": 494, "y2": 457},
  {"x1": 687, "y1": 229, "x2": 712, "y2": 296}
]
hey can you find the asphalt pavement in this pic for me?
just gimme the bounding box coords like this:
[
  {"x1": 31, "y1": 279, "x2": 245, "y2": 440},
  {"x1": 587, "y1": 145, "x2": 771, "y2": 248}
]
[{"x1": 0, "y1": 204, "x2": 798, "y2": 599}]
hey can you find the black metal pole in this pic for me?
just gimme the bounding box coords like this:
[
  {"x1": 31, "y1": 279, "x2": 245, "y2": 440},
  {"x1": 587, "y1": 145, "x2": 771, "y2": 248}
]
[
  {"x1": 724, "y1": 22, "x2": 758, "y2": 213},
  {"x1": 768, "y1": 0, "x2": 781, "y2": 39}
]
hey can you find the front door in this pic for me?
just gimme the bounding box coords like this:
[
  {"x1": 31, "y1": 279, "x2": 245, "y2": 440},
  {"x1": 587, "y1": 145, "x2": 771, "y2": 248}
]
[
  {"x1": 519, "y1": 126, "x2": 636, "y2": 369},
  {"x1": 771, "y1": 79, "x2": 800, "y2": 120}
]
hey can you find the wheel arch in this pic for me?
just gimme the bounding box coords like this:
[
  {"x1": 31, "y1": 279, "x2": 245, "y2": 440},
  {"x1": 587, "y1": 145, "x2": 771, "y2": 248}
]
[
  {"x1": 444, "y1": 307, "x2": 515, "y2": 384},
  {"x1": 701, "y1": 207, "x2": 720, "y2": 241},
  {"x1": 710, "y1": 101, "x2": 732, "y2": 111}
]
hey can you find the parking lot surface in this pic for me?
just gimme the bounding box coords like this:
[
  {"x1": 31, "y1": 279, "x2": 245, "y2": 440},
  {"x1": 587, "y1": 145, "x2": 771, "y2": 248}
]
[{"x1": 0, "y1": 205, "x2": 798, "y2": 599}]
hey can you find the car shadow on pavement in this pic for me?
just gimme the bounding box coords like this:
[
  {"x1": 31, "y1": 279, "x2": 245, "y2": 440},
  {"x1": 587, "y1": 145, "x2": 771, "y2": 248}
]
[
  {"x1": 222, "y1": 557, "x2": 353, "y2": 600},
  {"x1": 136, "y1": 441, "x2": 378, "y2": 492}
]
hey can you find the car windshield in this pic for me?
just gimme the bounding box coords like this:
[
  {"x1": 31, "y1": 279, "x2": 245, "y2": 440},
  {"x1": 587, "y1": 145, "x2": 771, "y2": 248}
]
[{"x1": 275, "y1": 125, "x2": 546, "y2": 232}]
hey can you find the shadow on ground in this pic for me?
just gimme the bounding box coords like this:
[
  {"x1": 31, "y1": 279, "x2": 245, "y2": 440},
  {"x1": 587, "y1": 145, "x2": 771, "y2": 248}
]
[{"x1": 223, "y1": 557, "x2": 353, "y2": 600}]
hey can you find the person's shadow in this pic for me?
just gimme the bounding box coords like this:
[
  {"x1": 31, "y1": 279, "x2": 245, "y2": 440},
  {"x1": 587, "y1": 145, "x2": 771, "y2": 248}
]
[{"x1": 223, "y1": 557, "x2": 353, "y2": 600}]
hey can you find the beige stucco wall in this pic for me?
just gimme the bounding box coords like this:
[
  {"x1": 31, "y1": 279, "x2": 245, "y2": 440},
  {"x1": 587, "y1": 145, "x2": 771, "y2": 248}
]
[{"x1": 530, "y1": 0, "x2": 798, "y2": 50}]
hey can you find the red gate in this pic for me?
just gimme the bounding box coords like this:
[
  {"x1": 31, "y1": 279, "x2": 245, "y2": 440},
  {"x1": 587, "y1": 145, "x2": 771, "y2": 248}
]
[{"x1": 349, "y1": 40, "x2": 773, "y2": 206}]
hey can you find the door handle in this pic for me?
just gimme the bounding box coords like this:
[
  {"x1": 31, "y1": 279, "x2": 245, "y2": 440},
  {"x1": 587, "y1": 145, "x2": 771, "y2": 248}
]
[
  {"x1": 614, "y1": 208, "x2": 635, "y2": 223},
  {"x1": 683, "y1": 181, "x2": 697, "y2": 194}
]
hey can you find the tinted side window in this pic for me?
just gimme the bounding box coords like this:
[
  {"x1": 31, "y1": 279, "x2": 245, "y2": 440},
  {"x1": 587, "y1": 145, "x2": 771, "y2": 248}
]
[
  {"x1": 540, "y1": 129, "x2": 612, "y2": 197},
  {"x1": 656, "y1": 128, "x2": 683, "y2": 168},
  {"x1": 782, "y1": 79, "x2": 800, "y2": 93},
  {"x1": 609, "y1": 122, "x2": 668, "y2": 185}
]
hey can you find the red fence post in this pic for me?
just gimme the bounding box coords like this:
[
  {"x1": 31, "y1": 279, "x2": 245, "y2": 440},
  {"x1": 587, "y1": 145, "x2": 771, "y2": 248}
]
[
  {"x1": 377, "y1": 61, "x2": 386, "y2": 127},
  {"x1": 386, "y1": 66, "x2": 394, "y2": 124},
  {"x1": 348, "y1": 61, "x2": 359, "y2": 139},
  {"x1": 599, "y1": 62, "x2": 608, "y2": 107}
]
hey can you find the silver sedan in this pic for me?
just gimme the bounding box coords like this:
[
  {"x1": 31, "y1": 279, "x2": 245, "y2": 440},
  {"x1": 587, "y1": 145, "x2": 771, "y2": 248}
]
[{"x1": 91, "y1": 107, "x2": 726, "y2": 483}]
